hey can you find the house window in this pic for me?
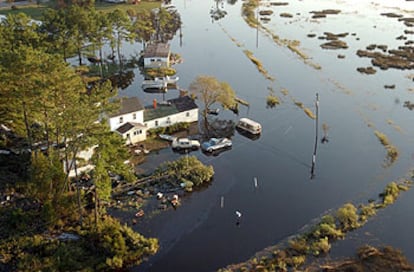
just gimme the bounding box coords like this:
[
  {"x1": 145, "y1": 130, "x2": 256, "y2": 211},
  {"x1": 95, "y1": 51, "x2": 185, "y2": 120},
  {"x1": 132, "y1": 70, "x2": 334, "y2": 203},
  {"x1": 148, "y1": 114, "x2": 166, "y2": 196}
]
[
  {"x1": 167, "y1": 117, "x2": 171, "y2": 124},
  {"x1": 186, "y1": 112, "x2": 190, "y2": 117},
  {"x1": 126, "y1": 133, "x2": 130, "y2": 138},
  {"x1": 150, "y1": 59, "x2": 155, "y2": 62},
  {"x1": 155, "y1": 120, "x2": 159, "y2": 127},
  {"x1": 119, "y1": 116, "x2": 123, "y2": 123},
  {"x1": 133, "y1": 113, "x2": 136, "y2": 120}
]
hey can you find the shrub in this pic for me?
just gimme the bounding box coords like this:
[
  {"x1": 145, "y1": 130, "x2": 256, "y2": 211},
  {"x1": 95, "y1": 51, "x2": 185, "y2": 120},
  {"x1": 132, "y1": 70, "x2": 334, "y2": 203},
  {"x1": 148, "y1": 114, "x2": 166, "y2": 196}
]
[
  {"x1": 266, "y1": 94, "x2": 280, "y2": 108},
  {"x1": 288, "y1": 237, "x2": 309, "y2": 254},
  {"x1": 157, "y1": 156, "x2": 214, "y2": 187},
  {"x1": 336, "y1": 203, "x2": 360, "y2": 231},
  {"x1": 312, "y1": 222, "x2": 344, "y2": 240},
  {"x1": 359, "y1": 203, "x2": 377, "y2": 223},
  {"x1": 311, "y1": 237, "x2": 331, "y2": 256},
  {"x1": 147, "y1": 122, "x2": 190, "y2": 137}
]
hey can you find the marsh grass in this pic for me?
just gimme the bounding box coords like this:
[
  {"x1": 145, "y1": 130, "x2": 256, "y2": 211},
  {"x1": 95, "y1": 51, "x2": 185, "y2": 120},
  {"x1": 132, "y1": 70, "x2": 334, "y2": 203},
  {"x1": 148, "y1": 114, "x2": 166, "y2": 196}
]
[
  {"x1": 243, "y1": 50, "x2": 274, "y2": 81},
  {"x1": 266, "y1": 93, "x2": 280, "y2": 108},
  {"x1": 374, "y1": 130, "x2": 399, "y2": 166},
  {"x1": 304, "y1": 108, "x2": 316, "y2": 119}
]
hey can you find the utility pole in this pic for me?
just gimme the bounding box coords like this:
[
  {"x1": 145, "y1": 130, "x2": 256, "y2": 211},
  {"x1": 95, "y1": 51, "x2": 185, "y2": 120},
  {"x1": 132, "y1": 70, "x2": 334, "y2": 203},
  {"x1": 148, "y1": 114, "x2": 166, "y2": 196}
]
[
  {"x1": 256, "y1": 8, "x2": 259, "y2": 48},
  {"x1": 310, "y1": 93, "x2": 319, "y2": 179}
]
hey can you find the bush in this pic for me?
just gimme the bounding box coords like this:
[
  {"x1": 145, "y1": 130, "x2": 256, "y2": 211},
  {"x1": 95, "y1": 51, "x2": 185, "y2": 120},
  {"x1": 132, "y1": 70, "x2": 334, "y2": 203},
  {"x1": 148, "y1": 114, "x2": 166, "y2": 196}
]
[
  {"x1": 336, "y1": 203, "x2": 360, "y2": 231},
  {"x1": 359, "y1": 203, "x2": 377, "y2": 223},
  {"x1": 266, "y1": 94, "x2": 280, "y2": 108},
  {"x1": 311, "y1": 237, "x2": 331, "y2": 256},
  {"x1": 288, "y1": 237, "x2": 309, "y2": 254},
  {"x1": 147, "y1": 122, "x2": 190, "y2": 137}
]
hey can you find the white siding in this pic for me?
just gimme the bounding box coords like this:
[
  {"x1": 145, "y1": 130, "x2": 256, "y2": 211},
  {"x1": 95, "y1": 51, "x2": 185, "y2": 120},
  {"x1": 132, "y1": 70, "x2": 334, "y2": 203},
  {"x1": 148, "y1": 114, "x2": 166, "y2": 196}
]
[
  {"x1": 143, "y1": 57, "x2": 169, "y2": 68},
  {"x1": 119, "y1": 127, "x2": 147, "y2": 145},
  {"x1": 145, "y1": 109, "x2": 198, "y2": 129},
  {"x1": 109, "y1": 110, "x2": 144, "y2": 131}
]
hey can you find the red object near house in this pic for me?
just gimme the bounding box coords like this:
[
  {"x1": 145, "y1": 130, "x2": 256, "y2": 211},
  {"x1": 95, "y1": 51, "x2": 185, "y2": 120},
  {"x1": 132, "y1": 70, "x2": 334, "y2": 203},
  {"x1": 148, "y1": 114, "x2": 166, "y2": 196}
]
[{"x1": 153, "y1": 99, "x2": 157, "y2": 109}]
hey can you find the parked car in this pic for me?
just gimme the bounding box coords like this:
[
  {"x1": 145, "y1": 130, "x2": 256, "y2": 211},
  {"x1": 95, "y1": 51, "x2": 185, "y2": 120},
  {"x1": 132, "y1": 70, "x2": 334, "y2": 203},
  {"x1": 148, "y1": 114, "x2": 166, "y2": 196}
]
[
  {"x1": 201, "y1": 137, "x2": 232, "y2": 152},
  {"x1": 172, "y1": 137, "x2": 200, "y2": 150}
]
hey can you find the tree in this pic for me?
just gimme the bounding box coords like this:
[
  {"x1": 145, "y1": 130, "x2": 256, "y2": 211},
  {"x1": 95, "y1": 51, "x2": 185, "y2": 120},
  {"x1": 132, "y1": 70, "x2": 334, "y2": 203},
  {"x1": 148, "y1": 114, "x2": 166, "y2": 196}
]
[
  {"x1": 108, "y1": 9, "x2": 135, "y2": 71},
  {"x1": 0, "y1": 13, "x2": 43, "y2": 51},
  {"x1": 67, "y1": 5, "x2": 95, "y2": 66},
  {"x1": 91, "y1": 129, "x2": 134, "y2": 226},
  {"x1": 88, "y1": 10, "x2": 111, "y2": 77},
  {"x1": 41, "y1": 8, "x2": 76, "y2": 62},
  {"x1": 132, "y1": 9, "x2": 155, "y2": 46},
  {"x1": 189, "y1": 75, "x2": 237, "y2": 123}
]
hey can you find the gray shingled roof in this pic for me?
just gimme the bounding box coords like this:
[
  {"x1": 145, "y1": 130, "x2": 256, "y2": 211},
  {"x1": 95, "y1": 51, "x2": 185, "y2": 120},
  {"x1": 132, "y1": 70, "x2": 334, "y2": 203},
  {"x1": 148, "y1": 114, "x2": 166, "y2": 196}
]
[
  {"x1": 143, "y1": 96, "x2": 198, "y2": 122},
  {"x1": 143, "y1": 43, "x2": 170, "y2": 58},
  {"x1": 169, "y1": 96, "x2": 198, "y2": 112},
  {"x1": 111, "y1": 97, "x2": 143, "y2": 117},
  {"x1": 116, "y1": 122, "x2": 146, "y2": 134}
]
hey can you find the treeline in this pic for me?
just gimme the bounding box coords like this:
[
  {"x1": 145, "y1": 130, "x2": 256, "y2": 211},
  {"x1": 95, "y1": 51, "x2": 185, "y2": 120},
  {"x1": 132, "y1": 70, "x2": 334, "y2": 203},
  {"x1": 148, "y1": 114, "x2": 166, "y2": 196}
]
[{"x1": 0, "y1": 2, "x2": 178, "y2": 270}]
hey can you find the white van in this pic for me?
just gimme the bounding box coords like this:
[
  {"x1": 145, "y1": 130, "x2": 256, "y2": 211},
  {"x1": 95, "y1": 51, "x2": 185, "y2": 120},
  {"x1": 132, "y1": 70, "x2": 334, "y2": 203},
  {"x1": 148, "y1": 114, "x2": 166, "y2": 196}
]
[{"x1": 236, "y1": 118, "x2": 262, "y2": 135}]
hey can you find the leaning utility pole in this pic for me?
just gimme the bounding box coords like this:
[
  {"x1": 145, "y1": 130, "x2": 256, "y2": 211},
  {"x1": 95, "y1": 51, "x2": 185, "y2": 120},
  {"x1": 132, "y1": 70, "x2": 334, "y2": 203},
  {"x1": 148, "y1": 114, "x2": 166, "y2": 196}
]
[{"x1": 310, "y1": 93, "x2": 319, "y2": 179}]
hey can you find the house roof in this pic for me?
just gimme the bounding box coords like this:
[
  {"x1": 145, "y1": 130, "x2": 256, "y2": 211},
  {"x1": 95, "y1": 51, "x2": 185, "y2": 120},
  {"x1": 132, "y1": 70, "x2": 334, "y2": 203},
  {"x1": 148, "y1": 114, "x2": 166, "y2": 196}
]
[
  {"x1": 144, "y1": 96, "x2": 198, "y2": 121},
  {"x1": 143, "y1": 43, "x2": 170, "y2": 58},
  {"x1": 169, "y1": 96, "x2": 198, "y2": 112},
  {"x1": 111, "y1": 97, "x2": 143, "y2": 117},
  {"x1": 116, "y1": 122, "x2": 146, "y2": 134}
]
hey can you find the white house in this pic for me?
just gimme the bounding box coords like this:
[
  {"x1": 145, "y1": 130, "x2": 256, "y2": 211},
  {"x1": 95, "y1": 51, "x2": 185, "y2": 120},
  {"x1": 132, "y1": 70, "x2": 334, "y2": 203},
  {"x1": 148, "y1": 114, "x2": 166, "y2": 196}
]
[
  {"x1": 109, "y1": 95, "x2": 198, "y2": 145},
  {"x1": 143, "y1": 43, "x2": 171, "y2": 68},
  {"x1": 108, "y1": 97, "x2": 144, "y2": 132}
]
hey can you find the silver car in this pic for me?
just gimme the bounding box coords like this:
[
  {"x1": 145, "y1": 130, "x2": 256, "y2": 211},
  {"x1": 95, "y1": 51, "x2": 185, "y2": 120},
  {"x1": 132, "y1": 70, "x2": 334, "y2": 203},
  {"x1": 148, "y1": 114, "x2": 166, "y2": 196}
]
[{"x1": 201, "y1": 138, "x2": 232, "y2": 152}]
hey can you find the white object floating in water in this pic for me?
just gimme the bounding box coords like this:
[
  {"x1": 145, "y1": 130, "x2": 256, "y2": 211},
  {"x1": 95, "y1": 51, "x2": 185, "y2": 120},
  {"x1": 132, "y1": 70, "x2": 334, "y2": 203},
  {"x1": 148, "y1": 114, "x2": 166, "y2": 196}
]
[
  {"x1": 254, "y1": 177, "x2": 258, "y2": 188},
  {"x1": 235, "y1": 211, "x2": 242, "y2": 218},
  {"x1": 220, "y1": 196, "x2": 224, "y2": 208}
]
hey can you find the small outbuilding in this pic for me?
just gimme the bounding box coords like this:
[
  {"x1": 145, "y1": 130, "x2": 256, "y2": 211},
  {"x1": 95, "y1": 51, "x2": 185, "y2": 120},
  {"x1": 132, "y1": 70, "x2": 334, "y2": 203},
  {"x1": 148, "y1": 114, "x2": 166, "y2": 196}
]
[
  {"x1": 115, "y1": 122, "x2": 147, "y2": 145},
  {"x1": 143, "y1": 43, "x2": 171, "y2": 68}
]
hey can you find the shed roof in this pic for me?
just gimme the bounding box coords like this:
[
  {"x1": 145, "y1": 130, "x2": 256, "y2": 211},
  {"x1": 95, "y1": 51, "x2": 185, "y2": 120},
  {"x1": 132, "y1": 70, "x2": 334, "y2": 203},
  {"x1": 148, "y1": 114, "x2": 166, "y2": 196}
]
[
  {"x1": 111, "y1": 97, "x2": 143, "y2": 117},
  {"x1": 116, "y1": 122, "x2": 146, "y2": 134},
  {"x1": 143, "y1": 43, "x2": 170, "y2": 58}
]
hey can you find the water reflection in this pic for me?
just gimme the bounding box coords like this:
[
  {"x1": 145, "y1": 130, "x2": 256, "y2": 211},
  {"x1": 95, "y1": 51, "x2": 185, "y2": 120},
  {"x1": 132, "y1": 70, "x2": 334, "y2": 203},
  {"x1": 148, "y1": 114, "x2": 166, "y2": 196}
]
[
  {"x1": 210, "y1": 0, "x2": 228, "y2": 22},
  {"x1": 235, "y1": 127, "x2": 261, "y2": 141}
]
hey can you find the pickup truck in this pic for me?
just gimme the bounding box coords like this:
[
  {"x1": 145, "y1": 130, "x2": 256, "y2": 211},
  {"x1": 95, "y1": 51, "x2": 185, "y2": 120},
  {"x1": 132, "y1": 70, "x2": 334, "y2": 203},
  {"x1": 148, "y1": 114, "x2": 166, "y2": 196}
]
[{"x1": 171, "y1": 138, "x2": 200, "y2": 150}]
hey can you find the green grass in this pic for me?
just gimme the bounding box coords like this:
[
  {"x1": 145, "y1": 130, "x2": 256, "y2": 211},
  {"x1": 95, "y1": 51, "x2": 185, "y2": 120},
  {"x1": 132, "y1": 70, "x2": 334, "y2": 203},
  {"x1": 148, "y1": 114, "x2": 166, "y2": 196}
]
[
  {"x1": 0, "y1": 0, "x2": 160, "y2": 19},
  {"x1": 0, "y1": 4, "x2": 51, "y2": 19},
  {"x1": 95, "y1": 1, "x2": 160, "y2": 13}
]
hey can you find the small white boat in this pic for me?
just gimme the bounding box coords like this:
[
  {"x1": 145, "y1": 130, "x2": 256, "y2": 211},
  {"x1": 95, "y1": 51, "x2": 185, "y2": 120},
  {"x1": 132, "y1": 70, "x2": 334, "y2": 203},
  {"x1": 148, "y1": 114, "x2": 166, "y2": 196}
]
[
  {"x1": 142, "y1": 76, "x2": 179, "y2": 90},
  {"x1": 142, "y1": 78, "x2": 167, "y2": 89},
  {"x1": 159, "y1": 134, "x2": 177, "y2": 142}
]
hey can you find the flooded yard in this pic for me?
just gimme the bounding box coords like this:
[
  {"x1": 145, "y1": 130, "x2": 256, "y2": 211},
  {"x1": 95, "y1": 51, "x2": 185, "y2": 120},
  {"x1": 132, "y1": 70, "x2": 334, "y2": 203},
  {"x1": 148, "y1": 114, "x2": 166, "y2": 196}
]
[{"x1": 114, "y1": 0, "x2": 414, "y2": 271}]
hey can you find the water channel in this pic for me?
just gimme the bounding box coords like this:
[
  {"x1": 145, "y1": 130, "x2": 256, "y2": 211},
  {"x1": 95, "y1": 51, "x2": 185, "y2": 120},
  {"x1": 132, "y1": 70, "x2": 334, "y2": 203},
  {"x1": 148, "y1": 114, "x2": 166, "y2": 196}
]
[{"x1": 112, "y1": 0, "x2": 414, "y2": 271}]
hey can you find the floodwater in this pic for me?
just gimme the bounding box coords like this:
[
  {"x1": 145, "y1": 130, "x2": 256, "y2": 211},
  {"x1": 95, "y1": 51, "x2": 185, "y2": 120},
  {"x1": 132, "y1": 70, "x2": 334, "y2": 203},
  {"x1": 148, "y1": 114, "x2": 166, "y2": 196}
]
[{"x1": 116, "y1": 0, "x2": 414, "y2": 271}]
